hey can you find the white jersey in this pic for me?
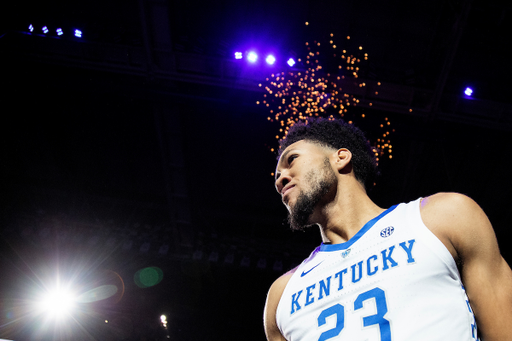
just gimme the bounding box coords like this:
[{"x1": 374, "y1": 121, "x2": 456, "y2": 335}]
[{"x1": 276, "y1": 199, "x2": 478, "y2": 341}]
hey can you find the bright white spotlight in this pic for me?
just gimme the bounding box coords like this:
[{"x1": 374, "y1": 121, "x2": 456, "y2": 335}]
[
  {"x1": 28, "y1": 24, "x2": 34, "y2": 32},
  {"x1": 287, "y1": 58, "x2": 296, "y2": 67},
  {"x1": 56, "y1": 28, "x2": 63, "y2": 36},
  {"x1": 160, "y1": 314, "x2": 168, "y2": 328},
  {"x1": 464, "y1": 87, "x2": 473, "y2": 96},
  {"x1": 234, "y1": 52, "x2": 243, "y2": 59},
  {"x1": 247, "y1": 51, "x2": 258, "y2": 63},
  {"x1": 74, "y1": 29, "x2": 82, "y2": 38},
  {"x1": 37, "y1": 289, "x2": 76, "y2": 319},
  {"x1": 42, "y1": 26, "x2": 49, "y2": 34},
  {"x1": 266, "y1": 55, "x2": 276, "y2": 65}
]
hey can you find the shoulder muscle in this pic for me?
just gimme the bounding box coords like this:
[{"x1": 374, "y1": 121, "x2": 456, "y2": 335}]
[
  {"x1": 421, "y1": 192, "x2": 512, "y2": 340},
  {"x1": 420, "y1": 192, "x2": 490, "y2": 261},
  {"x1": 264, "y1": 267, "x2": 297, "y2": 341}
]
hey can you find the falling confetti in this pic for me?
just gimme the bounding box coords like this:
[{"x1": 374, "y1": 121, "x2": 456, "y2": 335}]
[{"x1": 259, "y1": 24, "x2": 394, "y2": 165}]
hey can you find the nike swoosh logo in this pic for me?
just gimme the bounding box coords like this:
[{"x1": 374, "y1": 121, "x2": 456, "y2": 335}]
[{"x1": 300, "y1": 261, "x2": 323, "y2": 277}]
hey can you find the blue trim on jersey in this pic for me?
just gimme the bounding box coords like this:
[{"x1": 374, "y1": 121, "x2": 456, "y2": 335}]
[{"x1": 319, "y1": 204, "x2": 398, "y2": 252}]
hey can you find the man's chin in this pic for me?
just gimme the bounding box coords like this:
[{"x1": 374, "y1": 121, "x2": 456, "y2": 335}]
[
  {"x1": 288, "y1": 212, "x2": 315, "y2": 232},
  {"x1": 283, "y1": 194, "x2": 296, "y2": 208}
]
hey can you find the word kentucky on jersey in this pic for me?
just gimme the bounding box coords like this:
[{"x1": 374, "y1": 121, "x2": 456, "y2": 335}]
[{"x1": 289, "y1": 239, "x2": 416, "y2": 315}]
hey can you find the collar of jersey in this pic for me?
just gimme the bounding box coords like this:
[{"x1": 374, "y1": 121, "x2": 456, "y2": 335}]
[{"x1": 319, "y1": 204, "x2": 398, "y2": 252}]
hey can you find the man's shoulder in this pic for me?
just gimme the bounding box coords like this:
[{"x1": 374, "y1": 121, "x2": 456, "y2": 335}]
[
  {"x1": 267, "y1": 249, "x2": 324, "y2": 309},
  {"x1": 264, "y1": 266, "x2": 299, "y2": 341},
  {"x1": 266, "y1": 266, "x2": 299, "y2": 314},
  {"x1": 419, "y1": 192, "x2": 490, "y2": 260},
  {"x1": 420, "y1": 192, "x2": 476, "y2": 216},
  {"x1": 268, "y1": 266, "x2": 298, "y2": 298}
]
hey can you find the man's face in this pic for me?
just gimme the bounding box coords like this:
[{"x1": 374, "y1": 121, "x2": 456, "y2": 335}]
[{"x1": 275, "y1": 141, "x2": 337, "y2": 231}]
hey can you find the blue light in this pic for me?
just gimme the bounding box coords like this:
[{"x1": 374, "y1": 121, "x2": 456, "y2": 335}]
[
  {"x1": 247, "y1": 51, "x2": 258, "y2": 63},
  {"x1": 464, "y1": 87, "x2": 473, "y2": 96},
  {"x1": 42, "y1": 26, "x2": 49, "y2": 34},
  {"x1": 74, "y1": 29, "x2": 82, "y2": 38},
  {"x1": 287, "y1": 58, "x2": 296, "y2": 67},
  {"x1": 28, "y1": 24, "x2": 34, "y2": 32},
  {"x1": 234, "y1": 52, "x2": 243, "y2": 59},
  {"x1": 266, "y1": 55, "x2": 276, "y2": 65},
  {"x1": 56, "y1": 28, "x2": 63, "y2": 36}
]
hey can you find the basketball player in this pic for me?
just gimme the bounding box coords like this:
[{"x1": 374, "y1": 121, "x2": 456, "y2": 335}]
[{"x1": 264, "y1": 118, "x2": 512, "y2": 341}]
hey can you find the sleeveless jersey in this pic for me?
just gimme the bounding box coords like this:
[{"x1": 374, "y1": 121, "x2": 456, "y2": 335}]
[{"x1": 275, "y1": 198, "x2": 479, "y2": 341}]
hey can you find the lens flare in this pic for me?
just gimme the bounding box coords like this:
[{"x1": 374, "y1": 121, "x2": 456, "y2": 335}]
[
  {"x1": 75, "y1": 285, "x2": 118, "y2": 303},
  {"x1": 134, "y1": 267, "x2": 164, "y2": 288}
]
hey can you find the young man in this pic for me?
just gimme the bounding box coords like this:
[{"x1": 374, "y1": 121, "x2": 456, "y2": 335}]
[{"x1": 264, "y1": 118, "x2": 512, "y2": 341}]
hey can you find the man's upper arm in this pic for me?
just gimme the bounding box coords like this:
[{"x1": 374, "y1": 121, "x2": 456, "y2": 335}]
[
  {"x1": 421, "y1": 193, "x2": 512, "y2": 341},
  {"x1": 264, "y1": 270, "x2": 295, "y2": 341}
]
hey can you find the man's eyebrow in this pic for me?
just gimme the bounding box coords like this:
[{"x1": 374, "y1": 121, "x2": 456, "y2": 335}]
[
  {"x1": 280, "y1": 149, "x2": 292, "y2": 164},
  {"x1": 275, "y1": 149, "x2": 296, "y2": 180}
]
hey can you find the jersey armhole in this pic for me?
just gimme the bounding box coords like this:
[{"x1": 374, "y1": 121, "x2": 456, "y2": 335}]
[
  {"x1": 274, "y1": 268, "x2": 299, "y2": 337},
  {"x1": 413, "y1": 198, "x2": 461, "y2": 276},
  {"x1": 274, "y1": 246, "x2": 320, "y2": 337}
]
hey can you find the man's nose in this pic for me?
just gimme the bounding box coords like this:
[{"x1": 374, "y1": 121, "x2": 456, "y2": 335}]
[{"x1": 275, "y1": 172, "x2": 291, "y2": 194}]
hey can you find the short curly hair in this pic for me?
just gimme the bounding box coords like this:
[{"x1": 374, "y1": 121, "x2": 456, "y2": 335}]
[{"x1": 278, "y1": 118, "x2": 379, "y2": 189}]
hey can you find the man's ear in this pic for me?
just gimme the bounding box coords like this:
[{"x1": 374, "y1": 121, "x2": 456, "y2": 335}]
[{"x1": 333, "y1": 148, "x2": 352, "y2": 173}]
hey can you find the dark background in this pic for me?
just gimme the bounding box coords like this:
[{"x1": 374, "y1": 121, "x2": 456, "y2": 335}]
[{"x1": 1, "y1": 0, "x2": 511, "y2": 340}]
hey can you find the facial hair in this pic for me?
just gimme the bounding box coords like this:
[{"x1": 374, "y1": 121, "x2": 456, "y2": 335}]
[{"x1": 288, "y1": 158, "x2": 337, "y2": 231}]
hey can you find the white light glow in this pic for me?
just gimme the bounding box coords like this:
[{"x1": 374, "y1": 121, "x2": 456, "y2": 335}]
[
  {"x1": 247, "y1": 52, "x2": 258, "y2": 63},
  {"x1": 37, "y1": 289, "x2": 76, "y2": 319},
  {"x1": 76, "y1": 284, "x2": 118, "y2": 303},
  {"x1": 160, "y1": 314, "x2": 168, "y2": 328},
  {"x1": 266, "y1": 55, "x2": 276, "y2": 65}
]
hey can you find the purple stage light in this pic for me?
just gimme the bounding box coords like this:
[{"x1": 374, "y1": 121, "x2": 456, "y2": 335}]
[
  {"x1": 235, "y1": 52, "x2": 243, "y2": 59},
  {"x1": 464, "y1": 87, "x2": 473, "y2": 96},
  {"x1": 56, "y1": 28, "x2": 63, "y2": 36},
  {"x1": 74, "y1": 29, "x2": 82, "y2": 38},
  {"x1": 42, "y1": 26, "x2": 49, "y2": 34},
  {"x1": 247, "y1": 51, "x2": 258, "y2": 63},
  {"x1": 266, "y1": 55, "x2": 276, "y2": 65},
  {"x1": 28, "y1": 24, "x2": 34, "y2": 32},
  {"x1": 287, "y1": 58, "x2": 296, "y2": 67}
]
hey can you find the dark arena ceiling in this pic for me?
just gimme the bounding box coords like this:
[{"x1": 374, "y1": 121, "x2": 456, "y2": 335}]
[{"x1": 1, "y1": 0, "x2": 512, "y2": 340}]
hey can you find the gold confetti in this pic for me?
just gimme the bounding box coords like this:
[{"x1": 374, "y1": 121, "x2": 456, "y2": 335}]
[{"x1": 257, "y1": 33, "x2": 395, "y2": 162}]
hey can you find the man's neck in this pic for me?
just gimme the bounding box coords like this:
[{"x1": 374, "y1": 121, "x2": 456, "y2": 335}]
[{"x1": 315, "y1": 182, "x2": 384, "y2": 245}]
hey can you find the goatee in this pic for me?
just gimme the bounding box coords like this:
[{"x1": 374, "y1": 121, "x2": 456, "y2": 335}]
[{"x1": 288, "y1": 158, "x2": 336, "y2": 231}]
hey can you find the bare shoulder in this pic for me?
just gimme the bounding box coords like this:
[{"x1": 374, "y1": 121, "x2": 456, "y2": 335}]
[
  {"x1": 267, "y1": 267, "x2": 297, "y2": 308},
  {"x1": 263, "y1": 267, "x2": 297, "y2": 341},
  {"x1": 419, "y1": 192, "x2": 487, "y2": 236},
  {"x1": 420, "y1": 192, "x2": 480, "y2": 219},
  {"x1": 421, "y1": 193, "x2": 512, "y2": 340},
  {"x1": 419, "y1": 192, "x2": 492, "y2": 261}
]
